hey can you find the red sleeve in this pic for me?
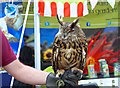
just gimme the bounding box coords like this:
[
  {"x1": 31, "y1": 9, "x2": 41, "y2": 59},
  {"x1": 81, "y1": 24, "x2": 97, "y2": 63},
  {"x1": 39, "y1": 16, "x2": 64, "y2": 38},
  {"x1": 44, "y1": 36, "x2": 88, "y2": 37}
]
[{"x1": 0, "y1": 30, "x2": 16, "y2": 66}]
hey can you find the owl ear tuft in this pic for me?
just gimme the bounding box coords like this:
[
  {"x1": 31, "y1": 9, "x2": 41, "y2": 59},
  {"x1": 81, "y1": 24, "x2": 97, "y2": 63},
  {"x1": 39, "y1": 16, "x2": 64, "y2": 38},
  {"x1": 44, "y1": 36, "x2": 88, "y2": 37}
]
[
  {"x1": 70, "y1": 18, "x2": 80, "y2": 29},
  {"x1": 56, "y1": 14, "x2": 63, "y2": 26}
]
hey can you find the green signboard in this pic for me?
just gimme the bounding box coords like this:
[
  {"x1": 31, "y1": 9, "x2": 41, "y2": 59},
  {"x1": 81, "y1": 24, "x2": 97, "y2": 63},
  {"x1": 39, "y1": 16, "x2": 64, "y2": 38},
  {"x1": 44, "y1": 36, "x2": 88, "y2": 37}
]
[{"x1": 22, "y1": 1, "x2": 119, "y2": 28}]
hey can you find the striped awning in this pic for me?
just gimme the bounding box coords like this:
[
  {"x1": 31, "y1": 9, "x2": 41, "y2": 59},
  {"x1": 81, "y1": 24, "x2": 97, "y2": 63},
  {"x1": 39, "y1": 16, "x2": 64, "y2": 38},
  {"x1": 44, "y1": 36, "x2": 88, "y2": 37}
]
[{"x1": 38, "y1": 1, "x2": 86, "y2": 17}]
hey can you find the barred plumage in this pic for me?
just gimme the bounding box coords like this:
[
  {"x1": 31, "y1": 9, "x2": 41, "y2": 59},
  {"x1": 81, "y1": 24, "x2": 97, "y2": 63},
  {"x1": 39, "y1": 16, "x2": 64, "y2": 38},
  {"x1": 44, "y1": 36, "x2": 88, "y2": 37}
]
[{"x1": 52, "y1": 15, "x2": 88, "y2": 76}]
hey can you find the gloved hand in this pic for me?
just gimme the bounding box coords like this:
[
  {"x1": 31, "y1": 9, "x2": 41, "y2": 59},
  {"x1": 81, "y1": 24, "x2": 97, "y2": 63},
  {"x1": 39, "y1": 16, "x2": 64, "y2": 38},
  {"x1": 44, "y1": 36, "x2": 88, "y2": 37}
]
[
  {"x1": 46, "y1": 70, "x2": 83, "y2": 88},
  {"x1": 61, "y1": 70, "x2": 83, "y2": 87},
  {"x1": 46, "y1": 73, "x2": 65, "y2": 88}
]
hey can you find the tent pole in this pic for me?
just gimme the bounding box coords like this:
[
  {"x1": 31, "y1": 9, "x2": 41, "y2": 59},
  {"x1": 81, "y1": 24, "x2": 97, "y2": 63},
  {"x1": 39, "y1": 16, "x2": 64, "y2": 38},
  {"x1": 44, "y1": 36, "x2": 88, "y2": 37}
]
[{"x1": 34, "y1": 0, "x2": 41, "y2": 87}]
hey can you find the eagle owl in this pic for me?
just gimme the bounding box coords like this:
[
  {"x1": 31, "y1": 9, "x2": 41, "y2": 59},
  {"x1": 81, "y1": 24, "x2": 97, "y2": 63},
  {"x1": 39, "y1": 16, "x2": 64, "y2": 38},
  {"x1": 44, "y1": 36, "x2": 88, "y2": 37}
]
[{"x1": 52, "y1": 15, "x2": 88, "y2": 77}]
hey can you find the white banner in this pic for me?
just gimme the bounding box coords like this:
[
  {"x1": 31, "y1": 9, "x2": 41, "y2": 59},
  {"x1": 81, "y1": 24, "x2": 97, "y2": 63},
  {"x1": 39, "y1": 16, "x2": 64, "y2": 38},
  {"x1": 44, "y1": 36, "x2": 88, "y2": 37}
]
[
  {"x1": 107, "y1": 0, "x2": 115, "y2": 8},
  {"x1": 89, "y1": 0, "x2": 98, "y2": 10},
  {"x1": 83, "y1": 0, "x2": 88, "y2": 16}
]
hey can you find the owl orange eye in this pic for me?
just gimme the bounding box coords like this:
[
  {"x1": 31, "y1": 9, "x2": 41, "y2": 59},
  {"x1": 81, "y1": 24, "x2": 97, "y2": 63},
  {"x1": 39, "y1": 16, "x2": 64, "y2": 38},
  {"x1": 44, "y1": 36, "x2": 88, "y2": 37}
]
[{"x1": 68, "y1": 29, "x2": 74, "y2": 33}]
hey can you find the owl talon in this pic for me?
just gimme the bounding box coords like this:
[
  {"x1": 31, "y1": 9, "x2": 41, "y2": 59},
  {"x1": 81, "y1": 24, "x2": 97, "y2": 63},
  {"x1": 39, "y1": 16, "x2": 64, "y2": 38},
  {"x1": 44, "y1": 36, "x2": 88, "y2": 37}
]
[{"x1": 56, "y1": 70, "x2": 65, "y2": 77}]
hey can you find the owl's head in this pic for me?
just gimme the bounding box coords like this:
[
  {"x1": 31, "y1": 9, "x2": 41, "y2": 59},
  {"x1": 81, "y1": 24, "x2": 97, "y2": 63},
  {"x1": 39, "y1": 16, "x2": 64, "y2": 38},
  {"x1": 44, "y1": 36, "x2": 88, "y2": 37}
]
[{"x1": 56, "y1": 15, "x2": 80, "y2": 39}]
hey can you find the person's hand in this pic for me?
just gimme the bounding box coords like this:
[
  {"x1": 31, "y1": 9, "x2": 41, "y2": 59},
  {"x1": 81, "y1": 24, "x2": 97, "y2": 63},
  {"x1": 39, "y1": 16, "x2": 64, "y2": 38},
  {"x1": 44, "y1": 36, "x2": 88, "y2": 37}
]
[
  {"x1": 46, "y1": 70, "x2": 83, "y2": 88},
  {"x1": 60, "y1": 70, "x2": 83, "y2": 87},
  {"x1": 46, "y1": 73, "x2": 65, "y2": 88}
]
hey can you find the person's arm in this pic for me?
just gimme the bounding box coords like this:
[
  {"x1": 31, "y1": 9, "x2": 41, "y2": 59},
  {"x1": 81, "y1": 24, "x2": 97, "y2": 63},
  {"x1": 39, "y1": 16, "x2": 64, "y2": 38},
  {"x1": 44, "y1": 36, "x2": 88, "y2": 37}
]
[
  {"x1": 4, "y1": 59, "x2": 49, "y2": 85},
  {"x1": 0, "y1": 29, "x2": 57, "y2": 86}
]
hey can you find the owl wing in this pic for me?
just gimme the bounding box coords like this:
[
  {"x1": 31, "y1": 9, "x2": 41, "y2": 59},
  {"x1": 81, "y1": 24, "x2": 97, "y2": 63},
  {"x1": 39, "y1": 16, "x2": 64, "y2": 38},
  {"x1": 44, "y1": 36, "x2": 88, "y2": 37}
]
[
  {"x1": 52, "y1": 36, "x2": 60, "y2": 73},
  {"x1": 78, "y1": 37, "x2": 88, "y2": 70}
]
